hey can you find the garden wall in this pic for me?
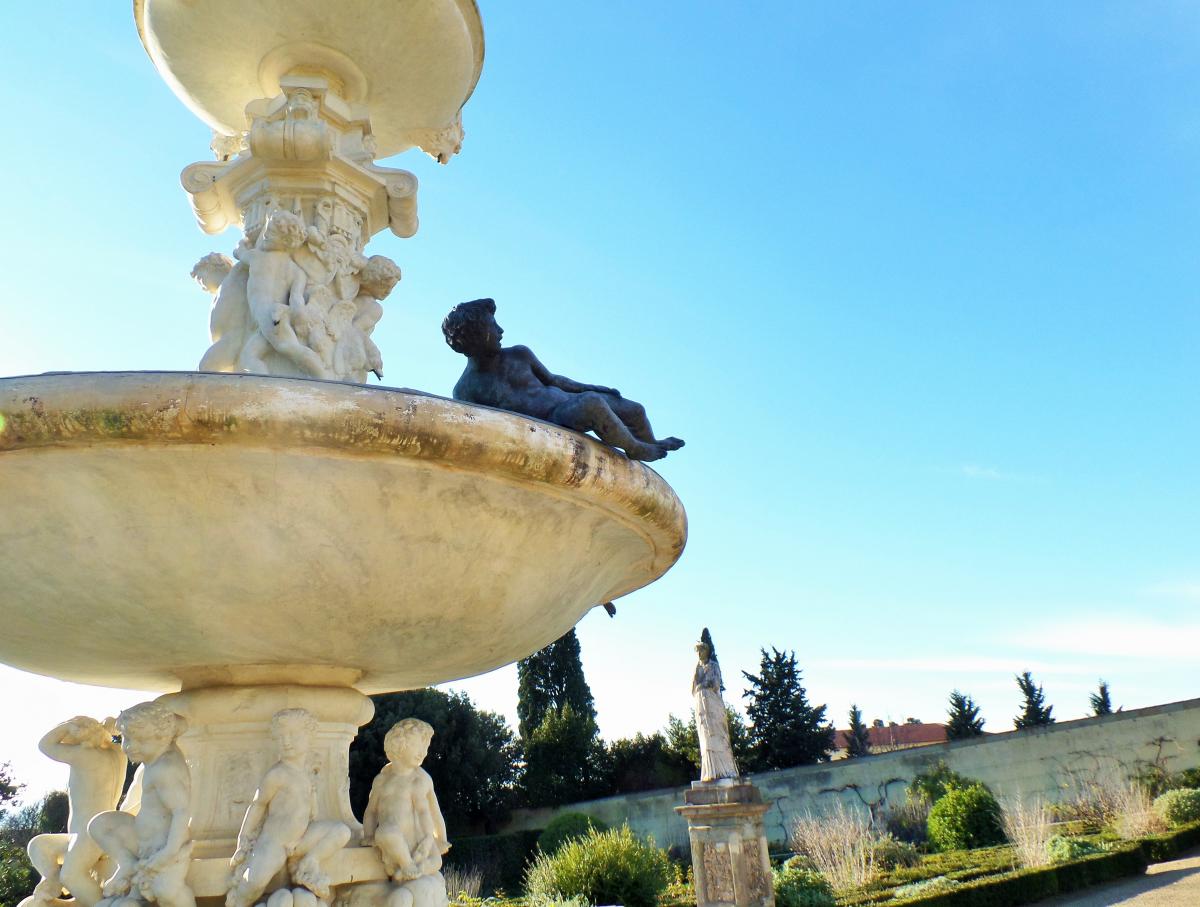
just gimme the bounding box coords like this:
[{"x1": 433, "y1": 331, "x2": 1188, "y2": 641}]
[{"x1": 503, "y1": 696, "x2": 1200, "y2": 848}]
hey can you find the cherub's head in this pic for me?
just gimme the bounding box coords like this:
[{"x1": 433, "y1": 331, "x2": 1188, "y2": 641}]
[
  {"x1": 61, "y1": 715, "x2": 117, "y2": 748},
  {"x1": 359, "y1": 256, "x2": 402, "y2": 301},
  {"x1": 116, "y1": 702, "x2": 187, "y2": 765},
  {"x1": 261, "y1": 211, "x2": 306, "y2": 251},
  {"x1": 442, "y1": 298, "x2": 502, "y2": 357},
  {"x1": 191, "y1": 253, "x2": 234, "y2": 294},
  {"x1": 271, "y1": 708, "x2": 317, "y2": 762},
  {"x1": 384, "y1": 718, "x2": 434, "y2": 768}
]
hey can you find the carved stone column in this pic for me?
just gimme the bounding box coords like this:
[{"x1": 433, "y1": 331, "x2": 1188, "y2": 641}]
[{"x1": 676, "y1": 782, "x2": 774, "y2": 907}]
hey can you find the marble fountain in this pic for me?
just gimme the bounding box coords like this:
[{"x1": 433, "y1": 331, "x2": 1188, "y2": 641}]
[{"x1": 0, "y1": 4, "x2": 687, "y2": 907}]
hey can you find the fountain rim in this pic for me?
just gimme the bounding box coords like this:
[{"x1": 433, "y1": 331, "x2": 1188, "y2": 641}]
[{"x1": 0, "y1": 370, "x2": 687, "y2": 590}]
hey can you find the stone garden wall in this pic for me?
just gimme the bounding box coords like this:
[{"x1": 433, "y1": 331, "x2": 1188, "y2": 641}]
[{"x1": 503, "y1": 696, "x2": 1200, "y2": 849}]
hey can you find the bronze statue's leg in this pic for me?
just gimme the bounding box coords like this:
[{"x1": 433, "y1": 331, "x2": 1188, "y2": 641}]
[{"x1": 560, "y1": 395, "x2": 665, "y2": 461}]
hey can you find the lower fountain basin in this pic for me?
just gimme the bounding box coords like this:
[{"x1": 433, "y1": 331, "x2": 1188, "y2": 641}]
[{"x1": 0, "y1": 372, "x2": 686, "y2": 693}]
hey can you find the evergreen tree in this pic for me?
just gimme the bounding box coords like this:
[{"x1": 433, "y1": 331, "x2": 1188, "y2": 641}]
[
  {"x1": 945, "y1": 690, "x2": 985, "y2": 739},
  {"x1": 1013, "y1": 671, "x2": 1055, "y2": 729},
  {"x1": 741, "y1": 648, "x2": 835, "y2": 770},
  {"x1": 1089, "y1": 679, "x2": 1113, "y2": 716},
  {"x1": 516, "y1": 629, "x2": 606, "y2": 807},
  {"x1": 520, "y1": 703, "x2": 609, "y2": 807},
  {"x1": 348, "y1": 688, "x2": 519, "y2": 833},
  {"x1": 845, "y1": 704, "x2": 872, "y2": 757},
  {"x1": 516, "y1": 629, "x2": 596, "y2": 739}
]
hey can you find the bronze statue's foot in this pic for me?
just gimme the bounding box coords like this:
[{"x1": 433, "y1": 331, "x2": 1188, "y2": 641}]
[
  {"x1": 658, "y1": 437, "x2": 685, "y2": 451},
  {"x1": 627, "y1": 441, "x2": 667, "y2": 462}
]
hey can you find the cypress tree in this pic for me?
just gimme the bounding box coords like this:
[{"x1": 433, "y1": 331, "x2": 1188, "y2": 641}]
[
  {"x1": 516, "y1": 629, "x2": 605, "y2": 806},
  {"x1": 516, "y1": 629, "x2": 596, "y2": 739},
  {"x1": 846, "y1": 704, "x2": 872, "y2": 757},
  {"x1": 946, "y1": 690, "x2": 985, "y2": 739},
  {"x1": 1089, "y1": 680, "x2": 1113, "y2": 716},
  {"x1": 1013, "y1": 671, "x2": 1055, "y2": 729}
]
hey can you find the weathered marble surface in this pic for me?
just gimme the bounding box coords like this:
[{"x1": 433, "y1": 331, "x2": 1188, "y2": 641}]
[{"x1": 0, "y1": 372, "x2": 687, "y2": 692}]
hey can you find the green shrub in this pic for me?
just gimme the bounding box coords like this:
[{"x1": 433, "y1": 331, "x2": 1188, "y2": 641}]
[
  {"x1": 927, "y1": 785, "x2": 1005, "y2": 852},
  {"x1": 524, "y1": 825, "x2": 670, "y2": 907},
  {"x1": 871, "y1": 835, "x2": 921, "y2": 870},
  {"x1": 773, "y1": 857, "x2": 835, "y2": 907},
  {"x1": 537, "y1": 812, "x2": 608, "y2": 855},
  {"x1": 1046, "y1": 834, "x2": 1101, "y2": 863},
  {"x1": 908, "y1": 761, "x2": 976, "y2": 805},
  {"x1": 446, "y1": 829, "x2": 540, "y2": 895},
  {"x1": 1152, "y1": 788, "x2": 1200, "y2": 828},
  {"x1": 1167, "y1": 768, "x2": 1200, "y2": 791}
]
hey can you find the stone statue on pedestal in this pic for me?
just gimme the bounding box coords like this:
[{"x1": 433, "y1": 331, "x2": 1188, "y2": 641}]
[
  {"x1": 442, "y1": 298, "x2": 684, "y2": 462},
  {"x1": 693, "y1": 632, "x2": 739, "y2": 783},
  {"x1": 677, "y1": 629, "x2": 774, "y2": 907}
]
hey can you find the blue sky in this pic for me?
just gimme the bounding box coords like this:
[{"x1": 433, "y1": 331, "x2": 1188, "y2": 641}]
[{"x1": 1, "y1": 3, "x2": 1198, "y2": 796}]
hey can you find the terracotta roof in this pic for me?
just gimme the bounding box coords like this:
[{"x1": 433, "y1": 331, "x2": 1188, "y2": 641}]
[{"x1": 834, "y1": 723, "x2": 948, "y2": 750}]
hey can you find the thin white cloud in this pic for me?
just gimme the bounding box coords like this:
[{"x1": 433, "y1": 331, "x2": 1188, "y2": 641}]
[{"x1": 1014, "y1": 617, "x2": 1200, "y2": 660}]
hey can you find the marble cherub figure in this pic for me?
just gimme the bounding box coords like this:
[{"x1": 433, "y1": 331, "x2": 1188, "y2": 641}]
[
  {"x1": 88, "y1": 702, "x2": 193, "y2": 907},
  {"x1": 226, "y1": 709, "x2": 350, "y2": 907},
  {"x1": 235, "y1": 210, "x2": 333, "y2": 380},
  {"x1": 348, "y1": 255, "x2": 402, "y2": 381},
  {"x1": 362, "y1": 718, "x2": 449, "y2": 904},
  {"x1": 441, "y1": 299, "x2": 684, "y2": 461},
  {"x1": 22, "y1": 716, "x2": 127, "y2": 907}
]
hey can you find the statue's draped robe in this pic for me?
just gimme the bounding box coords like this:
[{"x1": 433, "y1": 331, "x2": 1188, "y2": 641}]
[{"x1": 692, "y1": 660, "x2": 739, "y2": 782}]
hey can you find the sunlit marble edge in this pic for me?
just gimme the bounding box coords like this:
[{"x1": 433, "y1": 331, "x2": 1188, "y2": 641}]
[{"x1": 0, "y1": 370, "x2": 687, "y2": 577}]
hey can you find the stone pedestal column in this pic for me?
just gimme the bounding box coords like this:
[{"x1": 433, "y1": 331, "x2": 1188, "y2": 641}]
[
  {"x1": 676, "y1": 782, "x2": 774, "y2": 907},
  {"x1": 157, "y1": 682, "x2": 375, "y2": 858}
]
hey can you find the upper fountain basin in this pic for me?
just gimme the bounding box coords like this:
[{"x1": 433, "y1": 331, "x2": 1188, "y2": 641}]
[
  {"x1": 134, "y1": 0, "x2": 484, "y2": 158},
  {"x1": 0, "y1": 372, "x2": 686, "y2": 693}
]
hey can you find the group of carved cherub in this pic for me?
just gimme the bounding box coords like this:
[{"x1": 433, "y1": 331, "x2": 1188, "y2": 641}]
[
  {"x1": 193, "y1": 202, "x2": 683, "y2": 461},
  {"x1": 193, "y1": 205, "x2": 401, "y2": 385},
  {"x1": 23, "y1": 706, "x2": 448, "y2": 907}
]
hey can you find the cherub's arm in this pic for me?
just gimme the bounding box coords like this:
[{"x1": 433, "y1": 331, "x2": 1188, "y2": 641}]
[
  {"x1": 233, "y1": 771, "x2": 277, "y2": 859},
  {"x1": 37, "y1": 720, "x2": 81, "y2": 764},
  {"x1": 421, "y1": 772, "x2": 449, "y2": 855},
  {"x1": 361, "y1": 776, "x2": 381, "y2": 841},
  {"x1": 146, "y1": 758, "x2": 192, "y2": 867},
  {"x1": 523, "y1": 348, "x2": 619, "y2": 396}
]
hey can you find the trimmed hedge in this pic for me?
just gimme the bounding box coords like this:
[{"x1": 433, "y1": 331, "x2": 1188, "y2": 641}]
[
  {"x1": 446, "y1": 829, "x2": 541, "y2": 895},
  {"x1": 887, "y1": 844, "x2": 1146, "y2": 905},
  {"x1": 1135, "y1": 818, "x2": 1200, "y2": 863}
]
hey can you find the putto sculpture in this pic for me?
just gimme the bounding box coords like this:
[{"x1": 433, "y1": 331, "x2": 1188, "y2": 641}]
[
  {"x1": 442, "y1": 299, "x2": 684, "y2": 461},
  {"x1": 692, "y1": 629, "x2": 739, "y2": 783},
  {"x1": 227, "y1": 709, "x2": 351, "y2": 907},
  {"x1": 362, "y1": 719, "x2": 450, "y2": 907},
  {"x1": 89, "y1": 702, "x2": 194, "y2": 907},
  {"x1": 22, "y1": 717, "x2": 127, "y2": 907}
]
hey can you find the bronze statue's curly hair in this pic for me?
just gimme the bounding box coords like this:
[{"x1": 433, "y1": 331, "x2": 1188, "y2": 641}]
[{"x1": 441, "y1": 298, "x2": 496, "y2": 354}]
